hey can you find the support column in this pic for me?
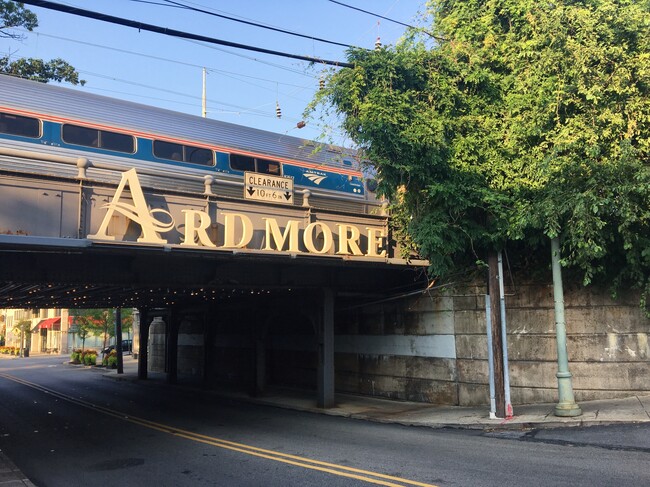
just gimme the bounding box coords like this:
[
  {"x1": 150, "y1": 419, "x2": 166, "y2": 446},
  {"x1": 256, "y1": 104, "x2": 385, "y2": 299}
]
[
  {"x1": 317, "y1": 288, "x2": 335, "y2": 408},
  {"x1": 551, "y1": 237, "x2": 582, "y2": 417},
  {"x1": 252, "y1": 310, "x2": 270, "y2": 397},
  {"x1": 137, "y1": 308, "x2": 150, "y2": 380},
  {"x1": 253, "y1": 335, "x2": 266, "y2": 397},
  {"x1": 202, "y1": 305, "x2": 215, "y2": 388},
  {"x1": 115, "y1": 308, "x2": 123, "y2": 374},
  {"x1": 166, "y1": 308, "x2": 179, "y2": 384}
]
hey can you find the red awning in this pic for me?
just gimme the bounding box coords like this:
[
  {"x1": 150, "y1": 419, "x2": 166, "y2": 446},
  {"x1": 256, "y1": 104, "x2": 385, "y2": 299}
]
[{"x1": 37, "y1": 317, "x2": 61, "y2": 331}]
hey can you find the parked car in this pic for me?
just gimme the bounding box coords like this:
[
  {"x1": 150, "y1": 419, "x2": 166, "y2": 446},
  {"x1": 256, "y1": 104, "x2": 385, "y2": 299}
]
[{"x1": 102, "y1": 339, "x2": 132, "y2": 356}]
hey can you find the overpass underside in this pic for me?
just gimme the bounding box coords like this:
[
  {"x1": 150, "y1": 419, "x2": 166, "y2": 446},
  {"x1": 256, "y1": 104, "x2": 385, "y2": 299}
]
[{"x1": 0, "y1": 164, "x2": 427, "y2": 408}]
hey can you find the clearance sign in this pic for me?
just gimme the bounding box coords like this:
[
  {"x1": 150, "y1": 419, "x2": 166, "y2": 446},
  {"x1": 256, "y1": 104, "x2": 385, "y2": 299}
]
[
  {"x1": 244, "y1": 172, "x2": 294, "y2": 205},
  {"x1": 89, "y1": 169, "x2": 387, "y2": 258}
]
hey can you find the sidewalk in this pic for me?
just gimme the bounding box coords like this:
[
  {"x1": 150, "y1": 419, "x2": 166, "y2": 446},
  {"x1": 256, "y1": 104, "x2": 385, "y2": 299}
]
[{"x1": 107, "y1": 356, "x2": 650, "y2": 431}]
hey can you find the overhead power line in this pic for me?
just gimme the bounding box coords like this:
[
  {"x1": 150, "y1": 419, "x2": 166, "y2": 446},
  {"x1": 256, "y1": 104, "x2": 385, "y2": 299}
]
[
  {"x1": 327, "y1": 0, "x2": 415, "y2": 29},
  {"x1": 24, "y1": 29, "x2": 316, "y2": 87},
  {"x1": 19, "y1": 0, "x2": 354, "y2": 68},
  {"x1": 159, "y1": 0, "x2": 357, "y2": 49},
  {"x1": 328, "y1": 0, "x2": 442, "y2": 42}
]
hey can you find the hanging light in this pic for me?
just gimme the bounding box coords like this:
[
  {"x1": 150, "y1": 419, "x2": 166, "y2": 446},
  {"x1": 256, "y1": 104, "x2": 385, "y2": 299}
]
[{"x1": 276, "y1": 101, "x2": 282, "y2": 119}]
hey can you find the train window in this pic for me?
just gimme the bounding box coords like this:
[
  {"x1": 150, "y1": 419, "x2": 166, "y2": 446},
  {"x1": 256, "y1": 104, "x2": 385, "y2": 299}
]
[
  {"x1": 0, "y1": 112, "x2": 40, "y2": 138},
  {"x1": 257, "y1": 159, "x2": 281, "y2": 175},
  {"x1": 186, "y1": 146, "x2": 213, "y2": 166},
  {"x1": 153, "y1": 140, "x2": 213, "y2": 166},
  {"x1": 154, "y1": 140, "x2": 183, "y2": 161},
  {"x1": 230, "y1": 154, "x2": 282, "y2": 174},
  {"x1": 230, "y1": 153, "x2": 255, "y2": 172},
  {"x1": 62, "y1": 124, "x2": 99, "y2": 148},
  {"x1": 62, "y1": 124, "x2": 135, "y2": 153},
  {"x1": 101, "y1": 131, "x2": 135, "y2": 153}
]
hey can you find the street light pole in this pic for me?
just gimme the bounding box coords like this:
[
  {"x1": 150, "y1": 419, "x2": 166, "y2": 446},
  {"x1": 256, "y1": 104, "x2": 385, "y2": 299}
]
[{"x1": 551, "y1": 237, "x2": 582, "y2": 417}]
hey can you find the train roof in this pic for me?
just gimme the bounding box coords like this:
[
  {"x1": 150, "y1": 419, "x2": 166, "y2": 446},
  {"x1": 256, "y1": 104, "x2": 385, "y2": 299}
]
[{"x1": 0, "y1": 74, "x2": 359, "y2": 169}]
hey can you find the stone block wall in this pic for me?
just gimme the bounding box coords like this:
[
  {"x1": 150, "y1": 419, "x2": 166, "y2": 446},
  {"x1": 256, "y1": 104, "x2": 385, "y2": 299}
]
[
  {"x1": 333, "y1": 297, "x2": 459, "y2": 403},
  {"x1": 337, "y1": 282, "x2": 649, "y2": 406},
  {"x1": 442, "y1": 283, "x2": 649, "y2": 405}
]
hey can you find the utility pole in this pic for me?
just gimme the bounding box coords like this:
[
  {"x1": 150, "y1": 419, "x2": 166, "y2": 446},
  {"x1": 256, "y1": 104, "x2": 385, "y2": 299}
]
[
  {"x1": 202, "y1": 67, "x2": 207, "y2": 118},
  {"x1": 487, "y1": 250, "x2": 505, "y2": 418},
  {"x1": 550, "y1": 237, "x2": 582, "y2": 417}
]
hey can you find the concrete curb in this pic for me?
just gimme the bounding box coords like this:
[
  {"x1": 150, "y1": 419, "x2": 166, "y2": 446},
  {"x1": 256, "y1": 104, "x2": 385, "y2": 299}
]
[{"x1": 0, "y1": 450, "x2": 37, "y2": 487}]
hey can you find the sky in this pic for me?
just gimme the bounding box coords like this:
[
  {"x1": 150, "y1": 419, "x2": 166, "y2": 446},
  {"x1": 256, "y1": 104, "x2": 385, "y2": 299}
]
[{"x1": 2, "y1": 0, "x2": 425, "y2": 146}]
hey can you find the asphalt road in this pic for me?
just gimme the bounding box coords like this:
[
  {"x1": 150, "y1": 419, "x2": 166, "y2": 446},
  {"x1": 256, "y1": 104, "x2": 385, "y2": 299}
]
[{"x1": 0, "y1": 356, "x2": 649, "y2": 487}]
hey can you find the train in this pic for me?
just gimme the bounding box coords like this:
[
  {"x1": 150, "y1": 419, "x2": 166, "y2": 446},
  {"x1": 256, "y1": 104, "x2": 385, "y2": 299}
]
[{"x1": 0, "y1": 74, "x2": 379, "y2": 213}]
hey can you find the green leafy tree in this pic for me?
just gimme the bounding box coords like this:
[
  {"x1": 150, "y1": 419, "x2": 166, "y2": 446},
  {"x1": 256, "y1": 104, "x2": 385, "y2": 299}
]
[
  {"x1": 71, "y1": 308, "x2": 133, "y2": 350},
  {"x1": 75, "y1": 318, "x2": 90, "y2": 351},
  {"x1": 13, "y1": 319, "x2": 31, "y2": 356},
  {"x1": 311, "y1": 0, "x2": 650, "y2": 307},
  {"x1": 0, "y1": 1, "x2": 84, "y2": 84}
]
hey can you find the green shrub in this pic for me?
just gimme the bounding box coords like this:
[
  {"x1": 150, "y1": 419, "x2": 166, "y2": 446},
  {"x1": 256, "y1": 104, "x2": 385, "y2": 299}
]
[
  {"x1": 102, "y1": 349, "x2": 118, "y2": 368},
  {"x1": 70, "y1": 349, "x2": 82, "y2": 364},
  {"x1": 79, "y1": 350, "x2": 97, "y2": 366},
  {"x1": 107, "y1": 354, "x2": 118, "y2": 369}
]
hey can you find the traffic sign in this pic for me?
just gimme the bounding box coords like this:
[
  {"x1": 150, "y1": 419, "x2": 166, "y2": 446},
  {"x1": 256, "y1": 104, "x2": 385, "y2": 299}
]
[{"x1": 244, "y1": 172, "x2": 294, "y2": 205}]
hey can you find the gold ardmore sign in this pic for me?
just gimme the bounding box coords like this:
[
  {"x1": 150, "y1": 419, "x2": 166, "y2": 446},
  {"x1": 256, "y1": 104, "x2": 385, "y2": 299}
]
[{"x1": 89, "y1": 169, "x2": 387, "y2": 258}]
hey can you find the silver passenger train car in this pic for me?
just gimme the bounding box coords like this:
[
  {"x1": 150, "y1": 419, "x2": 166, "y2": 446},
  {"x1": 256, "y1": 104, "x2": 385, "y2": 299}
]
[{"x1": 0, "y1": 74, "x2": 379, "y2": 213}]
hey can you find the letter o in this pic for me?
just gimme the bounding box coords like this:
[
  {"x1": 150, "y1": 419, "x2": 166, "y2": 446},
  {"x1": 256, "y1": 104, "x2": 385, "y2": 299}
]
[{"x1": 303, "y1": 222, "x2": 333, "y2": 254}]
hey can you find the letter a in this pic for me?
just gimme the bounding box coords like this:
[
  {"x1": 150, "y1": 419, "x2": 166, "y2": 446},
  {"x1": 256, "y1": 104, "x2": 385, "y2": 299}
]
[{"x1": 89, "y1": 168, "x2": 173, "y2": 244}]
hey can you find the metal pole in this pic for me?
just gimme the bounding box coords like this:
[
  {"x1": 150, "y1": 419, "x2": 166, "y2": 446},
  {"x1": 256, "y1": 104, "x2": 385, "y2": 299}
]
[
  {"x1": 497, "y1": 251, "x2": 513, "y2": 418},
  {"x1": 485, "y1": 295, "x2": 497, "y2": 419},
  {"x1": 202, "y1": 68, "x2": 207, "y2": 118},
  {"x1": 487, "y1": 251, "x2": 505, "y2": 418},
  {"x1": 550, "y1": 237, "x2": 582, "y2": 417},
  {"x1": 115, "y1": 308, "x2": 123, "y2": 374}
]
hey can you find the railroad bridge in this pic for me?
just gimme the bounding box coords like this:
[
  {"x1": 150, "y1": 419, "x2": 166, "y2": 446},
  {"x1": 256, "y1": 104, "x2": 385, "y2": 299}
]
[{"x1": 0, "y1": 152, "x2": 426, "y2": 407}]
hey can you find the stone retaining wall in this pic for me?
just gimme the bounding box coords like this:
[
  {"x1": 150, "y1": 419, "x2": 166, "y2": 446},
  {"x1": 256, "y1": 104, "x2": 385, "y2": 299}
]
[{"x1": 337, "y1": 282, "x2": 650, "y2": 406}]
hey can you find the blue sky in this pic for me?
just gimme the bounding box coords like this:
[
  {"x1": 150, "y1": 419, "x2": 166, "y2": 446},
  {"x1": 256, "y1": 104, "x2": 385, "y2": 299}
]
[{"x1": 3, "y1": 0, "x2": 424, "y2": 146}]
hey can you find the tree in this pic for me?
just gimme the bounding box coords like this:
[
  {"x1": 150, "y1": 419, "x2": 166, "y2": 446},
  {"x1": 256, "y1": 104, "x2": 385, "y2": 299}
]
[
  {"x1": 13, "y1": 319, "x2": 31, "y2": 356},
  {"x1": 311, "y1": 0, "x2": 650, "y2": 308},
  {"x1": 0, "y1": 1, "x2": 84, "y2": 84},
  {"x1": 71, "y1": 308, "x2": 133, "y2": 350},
  {"x1": 75, "y1": 318, "x2": 90, "y2": 351}
]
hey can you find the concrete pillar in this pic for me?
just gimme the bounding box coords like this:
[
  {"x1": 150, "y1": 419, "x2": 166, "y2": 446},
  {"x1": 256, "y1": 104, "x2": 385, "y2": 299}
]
[
  {"x1": 137, "y1": 308, "x2": 150, "y2": 380},
  {"x1": 166, "y1": 308, "x2": 179, "y2": 384},
  {"x1": 202, "y1": 305, "x2": 215, "y2": 387},
  {"x1": 253, "y1": 337, "x2": 266, "y2": 396},
  {"x1": 60, "y1": 309, "x2": 70, "y2": 355},
  {"x1": 317, "y1": 288, "x2": 335, "y2": 408}
]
